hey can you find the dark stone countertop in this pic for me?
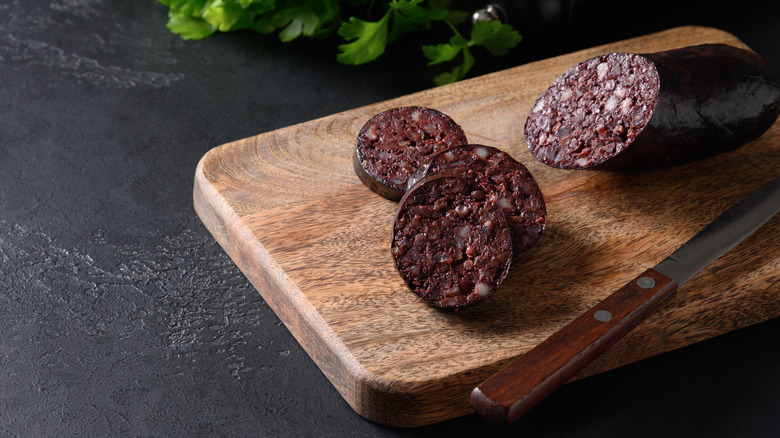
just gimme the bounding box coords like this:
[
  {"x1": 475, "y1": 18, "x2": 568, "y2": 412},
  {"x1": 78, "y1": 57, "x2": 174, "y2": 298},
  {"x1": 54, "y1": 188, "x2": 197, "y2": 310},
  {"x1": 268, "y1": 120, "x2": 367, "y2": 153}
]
[{"x1": 1, "y1": 1, "x2": 778, "y2": 436}]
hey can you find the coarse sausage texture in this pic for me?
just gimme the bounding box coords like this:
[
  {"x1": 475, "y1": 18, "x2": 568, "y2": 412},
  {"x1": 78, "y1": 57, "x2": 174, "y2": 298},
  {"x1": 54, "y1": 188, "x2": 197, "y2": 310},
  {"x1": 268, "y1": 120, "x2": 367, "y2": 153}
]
[
  {"x1": 392, "y1": 175, "x2": 513, "y2": 310},
  {"x1": 408, "y1": 144, "x2": 547, "y2": 253},
  {"x1": 524, "y1": 44, "x2": 780, "y2": 170},
  {"x1": 354, "y1": 106, "x2": 468, "y2": 200}
]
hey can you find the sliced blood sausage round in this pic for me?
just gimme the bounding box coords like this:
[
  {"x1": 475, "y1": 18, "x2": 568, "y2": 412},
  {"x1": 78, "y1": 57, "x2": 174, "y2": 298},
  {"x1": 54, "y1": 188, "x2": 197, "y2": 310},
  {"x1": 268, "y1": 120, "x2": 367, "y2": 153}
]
[
  {"x1": 354, "y1": 106, "x2": 468, "y2": 200},
  {"x1": 392, "y1": 174, "x2": 513, "y2": 309},
  {"x1": 408, "y1": 144, "x2": 546, "y2": 253},
  {"x1": 524, "y1": 44, "x2": 780, "y2": 170}
]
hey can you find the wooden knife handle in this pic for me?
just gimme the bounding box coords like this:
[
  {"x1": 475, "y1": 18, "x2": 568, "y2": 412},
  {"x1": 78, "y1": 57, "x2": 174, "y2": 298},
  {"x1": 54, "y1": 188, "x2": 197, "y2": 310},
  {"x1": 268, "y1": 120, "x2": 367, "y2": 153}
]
[{"x1": 470, "y1": 268, "x2": 679, "y2": 426}]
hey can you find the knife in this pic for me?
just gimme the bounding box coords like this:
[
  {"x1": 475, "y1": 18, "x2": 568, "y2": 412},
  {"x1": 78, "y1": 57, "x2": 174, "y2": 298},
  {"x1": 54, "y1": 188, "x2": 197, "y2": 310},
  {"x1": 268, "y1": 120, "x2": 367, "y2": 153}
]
[{"x1": 470, "y1": 176, "x2": 780, "y2": 427}]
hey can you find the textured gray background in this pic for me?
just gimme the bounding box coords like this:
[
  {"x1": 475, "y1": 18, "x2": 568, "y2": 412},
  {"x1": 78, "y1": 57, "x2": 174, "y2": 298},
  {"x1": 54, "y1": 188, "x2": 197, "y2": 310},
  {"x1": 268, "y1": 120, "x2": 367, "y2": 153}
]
[{"x1": 1, "y1": 1, "x2": 778, "y2": 436}]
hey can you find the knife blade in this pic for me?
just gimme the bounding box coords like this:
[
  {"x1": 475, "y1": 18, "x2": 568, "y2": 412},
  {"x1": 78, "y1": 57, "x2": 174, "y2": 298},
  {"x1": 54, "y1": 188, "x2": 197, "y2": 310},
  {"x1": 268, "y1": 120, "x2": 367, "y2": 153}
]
[{"x1": 470, "y1": 176, "x2": 780, "y2": 427}]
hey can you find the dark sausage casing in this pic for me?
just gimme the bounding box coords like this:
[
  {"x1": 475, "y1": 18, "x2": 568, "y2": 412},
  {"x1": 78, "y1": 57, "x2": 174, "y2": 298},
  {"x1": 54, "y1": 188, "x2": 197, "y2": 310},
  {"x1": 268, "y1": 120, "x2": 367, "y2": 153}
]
[
  {"x1": 408, "y1": 144, "x2": 547, "y2": 254},
  {"x1": 392, "y1": 175, "x2": 513, "y2": 309},
  {"x1": 524, "y1": 44, "x2": 780, "y2": 170},
  {"x1": 354, "y1": 106, "x2": 468, "y2": 200}
]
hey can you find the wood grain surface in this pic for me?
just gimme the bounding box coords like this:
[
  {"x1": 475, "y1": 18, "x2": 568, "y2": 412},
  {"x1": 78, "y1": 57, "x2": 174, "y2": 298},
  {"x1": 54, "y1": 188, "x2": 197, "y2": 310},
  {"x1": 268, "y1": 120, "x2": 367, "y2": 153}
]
[{"x1": 193, "y1": 26, "x2": 780, "y2": 427}]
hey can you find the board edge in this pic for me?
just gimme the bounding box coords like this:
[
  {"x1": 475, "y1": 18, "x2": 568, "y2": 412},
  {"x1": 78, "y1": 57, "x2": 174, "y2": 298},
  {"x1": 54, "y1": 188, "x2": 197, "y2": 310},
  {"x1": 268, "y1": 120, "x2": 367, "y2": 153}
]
[{"x1": 193, "y1": 146, "x2": 462, "y2": 427}]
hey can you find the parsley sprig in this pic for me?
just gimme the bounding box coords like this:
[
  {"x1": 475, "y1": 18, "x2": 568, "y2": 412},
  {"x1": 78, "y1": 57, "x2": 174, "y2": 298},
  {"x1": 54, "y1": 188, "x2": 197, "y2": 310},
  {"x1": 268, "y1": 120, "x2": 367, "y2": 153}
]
[{"x1": 158, "y1": 0, "x2": 522, "y2": 85}]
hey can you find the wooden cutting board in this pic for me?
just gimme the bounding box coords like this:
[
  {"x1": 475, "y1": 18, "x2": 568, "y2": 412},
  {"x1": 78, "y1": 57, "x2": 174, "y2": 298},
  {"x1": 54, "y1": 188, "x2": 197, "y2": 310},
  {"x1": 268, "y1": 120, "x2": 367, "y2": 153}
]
[{"x1": 193, "y1": 26, "x2": 780, "y2": 427}]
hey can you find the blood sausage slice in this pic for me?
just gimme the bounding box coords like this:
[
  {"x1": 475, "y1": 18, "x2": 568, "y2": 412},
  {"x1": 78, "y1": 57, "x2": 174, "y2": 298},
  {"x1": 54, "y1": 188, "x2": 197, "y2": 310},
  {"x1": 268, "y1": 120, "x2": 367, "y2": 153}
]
[
  {"x1": 354, "y1": 106, "x2": 468, "y2": 200},
  {"x1": 392, "y1": 175, "x2": 513, "y2": 309},
  {"x1": 524, "y1": 44, "x2": 780, "y2": 170},
  {"x1": 408, "y1": 144, "x2": 546, "y2": 253}
]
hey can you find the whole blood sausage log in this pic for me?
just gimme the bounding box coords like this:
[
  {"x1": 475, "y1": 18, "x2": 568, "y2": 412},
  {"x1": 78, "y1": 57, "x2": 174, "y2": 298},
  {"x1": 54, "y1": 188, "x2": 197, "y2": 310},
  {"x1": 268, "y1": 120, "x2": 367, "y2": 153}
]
[
  {"x1": 354, "y1": 106, "x2": 468, "y2": 200},
  {"x1": 408, "y1": 144, "x2": 546, "y2": 253},
  {"x1": 524, "y1": 44, "x2": 780, "y2": 170},
  {"x1": 392, "y1": 175, "x2": 513, "y2": 309}
]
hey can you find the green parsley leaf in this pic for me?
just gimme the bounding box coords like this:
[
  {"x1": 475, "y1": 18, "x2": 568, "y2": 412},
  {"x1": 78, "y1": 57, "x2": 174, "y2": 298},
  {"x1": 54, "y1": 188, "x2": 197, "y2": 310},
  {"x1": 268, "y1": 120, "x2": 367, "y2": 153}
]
[
  {"x1": 160, "y1": 0, "x2": 210, "y2": 17},
  {"x1": 422, "y1": 43, "x2": 461, "y2": 65},
  {"x1": 388, "y1": 0, "x2": 447, "y2": 41},
  {"x1": 166, "y1": 13, "x2": 216, "y2": 40},
  {"x1": 422, "y1": 33, "x2": 467, "y2": 65},
  {"x1": 443, "y1": 9, "x2": 470, "y2": 27},
  {"x1": 387, "y1": 9, "x2": 429, "y2": 41},
  {"x1": 338, "y1": 0, "x2": 453, "y2": 64},
  {"x1": 157, "y1": 0, "x2": 522, "y2": 84},
  {"x1": 336, "y1": 11, "x2": 390, "y2": 65},
  {"x1": 203, "y1": 0, "x2": 246, "y2": 31},
  {"x1": 392, "y1": 0, "x2": 447, "y2": 21},
  {"x1": 254, "y1": 0, "x2": 340, "y2": 41},
  {"x1": 276, "y1": 5, "x2": 320, "y2": 41},
  {"x1": 423, "y1": 19, "x2": 521, "y2": 85},
  {"x1": 433, "y1": 46, "x2": 474, "y2": 86},
  {"x1": 470, "y1": 20, "x2": 522, "y2": 56}
]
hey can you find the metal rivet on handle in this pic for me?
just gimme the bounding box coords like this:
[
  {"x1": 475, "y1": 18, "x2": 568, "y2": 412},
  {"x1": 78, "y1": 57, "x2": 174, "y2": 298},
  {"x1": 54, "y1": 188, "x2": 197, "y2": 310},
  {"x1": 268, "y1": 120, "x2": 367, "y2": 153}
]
[
  {"x1": 594, "y1": 310, "x2": 612, "y2": 322},
  {"x1": 638, "y1": 277, "x2": 656, "y2": 289}
]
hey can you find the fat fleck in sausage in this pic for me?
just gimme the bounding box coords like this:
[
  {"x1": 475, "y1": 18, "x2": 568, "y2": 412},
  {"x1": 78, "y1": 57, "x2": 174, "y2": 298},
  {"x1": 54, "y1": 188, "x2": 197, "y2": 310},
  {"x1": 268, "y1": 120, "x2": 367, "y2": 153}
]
[
  {"x1": 408, "y1": 144, "x2": 546, "y2": 253},
  {"x1": 392, "y1": 175, "x2": 513, "y2": 309},
  {"x1": 354, "y1": 106, "x2": 468, "y2": 200},
  {"x1": 524, "y1": 44, "x2": 780, "y2": 170}
]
